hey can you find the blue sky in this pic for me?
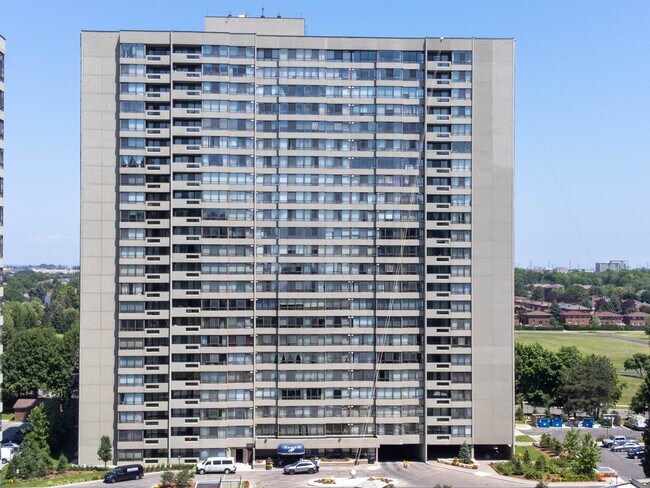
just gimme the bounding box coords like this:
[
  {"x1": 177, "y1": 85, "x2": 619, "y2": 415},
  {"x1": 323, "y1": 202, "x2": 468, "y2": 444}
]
[{"x1": 1, "y1": 0, "x2": 649, "y2": 268}]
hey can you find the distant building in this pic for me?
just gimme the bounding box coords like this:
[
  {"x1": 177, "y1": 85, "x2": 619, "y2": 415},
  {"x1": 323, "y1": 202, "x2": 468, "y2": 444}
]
[
  {"x1": 595, "y1": 311, "x2": 624, "y2": 325},
  {"x1": 623, "y1": 312, "x2": 647, "y2": 327},
  {"x1": 557, "y1": 302, "x2": 590, "y2": 312},
  {"x1": 514, "y1": 297, "x2": 551, "y2": 312},
  {"x1": 524, "y1": 311, "x2": 552, "y2": 326},
  {"x1": 559, "y1": 311, "x2": 591, "y2": 326},
  {"x1": 595, "y1": 260, "x2": 627, "y2": 272},
  {"x1": 532, "y1": 283, "x2": 564, "y2": 290},
  {"x1": 13, "y1": 398, "x2": 43, "y2": 422}
]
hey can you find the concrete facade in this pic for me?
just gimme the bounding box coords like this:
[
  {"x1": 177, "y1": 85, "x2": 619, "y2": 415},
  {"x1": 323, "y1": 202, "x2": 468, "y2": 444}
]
[
  {"x1": 79, "y1": 17, "x2": 514, "y2": 465},
  {"x1": 0, "y1": 35, "x2": 5, "y2": 413}
]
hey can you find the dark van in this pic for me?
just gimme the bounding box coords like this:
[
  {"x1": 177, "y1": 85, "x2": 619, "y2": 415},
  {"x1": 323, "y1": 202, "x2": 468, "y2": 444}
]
[{"x1": 103, "y1": 464, "x2": 144, "y2": 483}]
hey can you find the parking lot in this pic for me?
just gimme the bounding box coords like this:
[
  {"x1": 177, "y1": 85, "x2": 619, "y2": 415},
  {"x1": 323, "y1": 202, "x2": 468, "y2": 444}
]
[
  {"x1": 57, "y1": 460, "x2": 611, "y2": 488},
  {"x1": 526, "y1": 424, "x2": 645, "y2": 481}
]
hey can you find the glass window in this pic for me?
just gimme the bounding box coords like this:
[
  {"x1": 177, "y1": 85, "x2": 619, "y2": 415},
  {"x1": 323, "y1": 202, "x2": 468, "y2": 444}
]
[
  {"x1": 120, "y1": 119, "x2": 144, "y2": 131},
  {"x1": 120, "y1": 101, "x2": 145, "y2": 113},
  {"x1": 120, "y1": 44, "x2": 145, "y2": 58}
]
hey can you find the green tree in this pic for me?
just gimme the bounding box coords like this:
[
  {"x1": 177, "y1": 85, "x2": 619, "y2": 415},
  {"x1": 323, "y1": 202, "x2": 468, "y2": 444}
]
[
  {"x1": 515, "y1": 343, "x2": 563, "y2": 405},
  {"x1": 531, "y1": 287, "x2": 545, "y2": 301},
  {"x1": 458, "y1": 442, "x2": 472, "y2": 464},
  {"x1": 556, "y1": 346, "x2": 583, "y2": 371},
  {"x1": 562, "y1": 428, "x2": 581, "y2": 461},
  {"x1": 24, "y1": 404, "x2": 50, "y2": 453},
  {"x1": 630, "y1": 365, "x2": 650, "y2": 415},
  {"x1": 3, "y1": 327, "x2": 67, "y2": 397},
  {"x1": 624, "y1": 353, "x2": 650, "y2": 378},
  {"x1": 574, "y1": 433, "x2": 600, "y2": 474},
  {"x1": 549, "y1": 301, "x2": 562, "y2": 320},
  {"x1": 97, "y1": 435, "x2": 113, "y2": 468},
  {"x1": 589, "y1": 315, "x2": 601, "y2": 329},
  {"x1": 5, "y1": 437, "x2": 52, "y2": 480},
  {"x1": 556, "y1": 355, "x2": 623, "y2": 418},
  {"x1": 643, "y1": 420, "x2": 650, "y2": 476}
]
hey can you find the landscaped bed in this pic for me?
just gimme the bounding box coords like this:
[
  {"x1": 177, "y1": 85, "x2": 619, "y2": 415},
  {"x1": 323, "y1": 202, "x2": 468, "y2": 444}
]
[
  {"x1": 309, "y1": 476, "x2": 396, "y2": 487},
  {"x1": 491, "y1": 432, "x2": 599, "y2": 483}
]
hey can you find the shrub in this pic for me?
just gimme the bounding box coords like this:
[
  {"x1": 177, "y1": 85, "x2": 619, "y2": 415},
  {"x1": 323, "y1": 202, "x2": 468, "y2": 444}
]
[
  {"x1": 522, "y1": 449, "x2": 532, "y2": 465},
  {"x1": 539, "y1": 433, "x2": 551, "y2": 449},
  {"x1": 160, "y1": 470, "x2": 175, "y2": 487},
  {"x1": 174, "y1": 468, "x2": 194, "y2": 488},
  {"x1": 57, "y1": 454, "x2": 69, "y2": 474},
  {"x1": 550, "y1": 438, "x2": 563, "y2": 456}
]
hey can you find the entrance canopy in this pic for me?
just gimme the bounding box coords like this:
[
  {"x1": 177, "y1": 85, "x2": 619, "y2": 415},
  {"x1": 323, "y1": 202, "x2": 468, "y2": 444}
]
[{"x1": 277, "y1": 443, "x2": 305, "y2": 456}]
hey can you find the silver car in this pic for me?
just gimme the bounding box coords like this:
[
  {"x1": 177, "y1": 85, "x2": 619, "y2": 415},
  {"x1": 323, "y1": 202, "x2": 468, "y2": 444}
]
[
  {"x1": 283, "y1": 460, "x2": 319, "y2": 475},
  {"x1": 611, "y1": 441, "x2": 641, "y2": 452}
]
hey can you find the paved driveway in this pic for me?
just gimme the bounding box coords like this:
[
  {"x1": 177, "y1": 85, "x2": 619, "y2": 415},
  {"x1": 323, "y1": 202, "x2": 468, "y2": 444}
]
[{"x1": 63, "y1": 461, "x2": 603, "y2": 488}]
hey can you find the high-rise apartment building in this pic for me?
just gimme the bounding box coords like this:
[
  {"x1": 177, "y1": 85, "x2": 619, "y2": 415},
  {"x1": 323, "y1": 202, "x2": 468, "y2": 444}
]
[
  {"x1": 80, "y1": 16, "x2": 514, "y2": 466},
  {"x1": 595, "y1": 260, "x2": 627, "y2": 273},
  {"x1": 0, "y1": 35, "x2": 5, "y2": 413}
]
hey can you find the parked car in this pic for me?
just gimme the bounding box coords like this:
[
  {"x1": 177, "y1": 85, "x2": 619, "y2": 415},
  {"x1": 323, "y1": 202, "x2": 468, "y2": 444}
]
[
  {"x1": 1, "y1": 442, "x2": 20, "y2": 450},
  {"x1": 195, "y1": 457, "x2": 236, "y2": 475},
  {"x1": 602, "y1": 435, "x2": 626, "y2": 448},
  {"x1": 611, "y1": 441, "x2": 640, "y2": 452},
  {"x1": 1, "y1": 447, "x2": 16, "y2": 464},
  {"x1": 626, "y1": 446, "x2": 645, "y2": 459},
  {"x1": 103, "y1": 464, "x2": 144, "y2": 483},
  {"x1": 283, "y1": 460, "x2": 319, "y2": 475}
]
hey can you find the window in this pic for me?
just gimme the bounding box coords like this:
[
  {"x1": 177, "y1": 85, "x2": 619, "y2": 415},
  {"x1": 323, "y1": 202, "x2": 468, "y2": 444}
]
[
  {"x1": 120, "y1": 137, "x2": 144, "y2": 149},
  {"x1": 120, "y1": 83, "x2": 144, "y2": 95},
  {"x1": 120, "y1": 44, "x2": 145, "y2": 58},
  {"x1": 120, "y1": 119, "x2": 144, "y2": 132},
  {"x1": 452, "y1": 51, "x2": 472, "y2": 65},
  {"x1": 119, "y1": 393, "x2": 143, "y2": 405},
  {"x1": 120, "y1": 64, "x2": 145, "y2": 77},
  {"x1": 120, "y1": 101, "x2": 145, "y2": 113}
]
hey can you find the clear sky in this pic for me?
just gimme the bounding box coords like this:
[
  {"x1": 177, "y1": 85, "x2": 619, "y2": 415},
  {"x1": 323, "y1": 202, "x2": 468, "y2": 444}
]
[{"x1": 1, "y1": 0, "x2": 649, "y2": 268}]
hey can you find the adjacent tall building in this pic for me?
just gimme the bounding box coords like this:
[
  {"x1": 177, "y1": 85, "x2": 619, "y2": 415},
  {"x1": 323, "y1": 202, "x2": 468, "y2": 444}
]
[
  {"x1": 0, "y1": 35, "x2": 5, "y2": 413},
  {"x1": 80, "y1": 16, "x2": 514, "y2": 466}
]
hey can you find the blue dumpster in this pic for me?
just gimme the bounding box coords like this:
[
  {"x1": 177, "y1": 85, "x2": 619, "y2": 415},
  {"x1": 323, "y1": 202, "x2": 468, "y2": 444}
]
[
  {"x1": 551, "y1": 417, "x2": 563, "y2": 427},
  {"x1": 581, "y1": 417, "x2": 595, "y2": 428},
  {"x1": 538, "y1": 418, "x2": 551, "y2": 428}
]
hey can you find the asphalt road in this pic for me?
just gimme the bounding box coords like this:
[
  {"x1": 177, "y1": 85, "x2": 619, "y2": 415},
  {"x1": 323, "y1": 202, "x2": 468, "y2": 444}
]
[
  {"x1": 526, "y1": 424, "x2": 645, "y2": 481},
  {"x1": 53, "y1": 462, "x2": 552, "y2": 488}
]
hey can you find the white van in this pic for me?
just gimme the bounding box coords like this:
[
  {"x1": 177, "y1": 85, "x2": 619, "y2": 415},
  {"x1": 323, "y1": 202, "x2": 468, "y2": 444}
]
[
  {"x1": 196, "y1": 457, "x2": 236, "y2": 475},
  {"x1": 625, "y1": 415, "x2": 647, "y2": 430},
  {"x1": 1, "y1": 447, "x2": 16, "y2": 464}
]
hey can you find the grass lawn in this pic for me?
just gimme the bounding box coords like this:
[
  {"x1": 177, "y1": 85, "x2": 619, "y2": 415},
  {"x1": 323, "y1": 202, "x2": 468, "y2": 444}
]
[
  {"x1": 514, "y1": 445, "x2": 545, "y2": 461},
  {"x1": 1, "y1": 468, "x2": 108, "y2": 487},
  {"x1": 515, "y1": 331, "x2": 647, "y2": 406},
  {"x1": 1, "y1": 413, "x2": 15, "y2": 421},
  {"x1": 515, "y1": 435, "x2": 535, "y2": 442}
]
